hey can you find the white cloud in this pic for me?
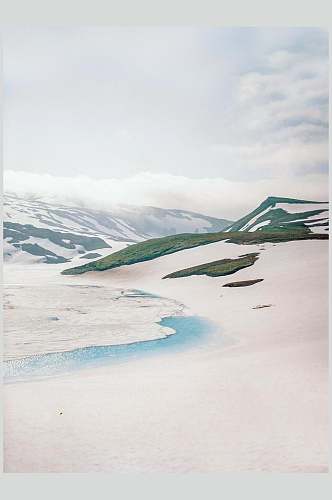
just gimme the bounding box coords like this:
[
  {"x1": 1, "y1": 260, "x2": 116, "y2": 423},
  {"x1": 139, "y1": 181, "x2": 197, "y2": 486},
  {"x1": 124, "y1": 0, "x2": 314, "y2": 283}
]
[
  {"x1": 234, "y1": 44, "x2": 328, "y2": 148},
  {"x1": 2, "y1": 27, "x2": 329, "y2": 221},
  {"x1": 4, "y1": 170, "x2": 328, "y2": 220},
  {"x1": 2, "y1": 27, "x2": 329, "y2": 184}
]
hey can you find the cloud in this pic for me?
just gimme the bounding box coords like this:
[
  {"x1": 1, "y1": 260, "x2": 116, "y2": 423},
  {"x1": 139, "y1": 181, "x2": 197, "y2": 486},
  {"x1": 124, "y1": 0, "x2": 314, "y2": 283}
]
[
  {"x1": 224, "y1": 41, "x2": 329, "y2": 181},
  {"x1": 2, "y1": 27, "x2": 329, "y2": 185},
  {"x1": 4, "y1": 170, "x2": 328, "y2": 220}
]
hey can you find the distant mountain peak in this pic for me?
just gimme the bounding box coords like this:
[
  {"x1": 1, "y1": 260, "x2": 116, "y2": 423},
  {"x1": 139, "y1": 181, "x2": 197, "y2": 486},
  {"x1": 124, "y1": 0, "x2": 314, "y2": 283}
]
[{"x1": 262, "y1": 195, "x2": 325, "y2": 207}]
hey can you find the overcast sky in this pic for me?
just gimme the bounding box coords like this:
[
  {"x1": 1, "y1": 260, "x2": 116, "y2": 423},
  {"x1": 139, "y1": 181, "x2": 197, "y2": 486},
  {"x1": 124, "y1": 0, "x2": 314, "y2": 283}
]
[{"x1": 3, "y1": 27, "x2": 329, "y2": 218}]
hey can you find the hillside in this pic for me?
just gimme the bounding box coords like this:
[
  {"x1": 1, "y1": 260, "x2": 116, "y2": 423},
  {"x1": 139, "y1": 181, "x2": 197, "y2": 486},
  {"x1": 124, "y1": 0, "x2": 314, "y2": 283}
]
[
  {"x1": 225, "y1": 196, "x2": 329, "y2": 233},
  {"x1": 61, "y1": 228, "x2": 327, "y2": 275},
  {"x1": 61, "y1": 195, "x2": 329, "y2": 275},
  {"x1": 3, "y1": 194, "x2": 232, "y2": 264},
  {"x1": 4, "y1": 222, "x2": 111, "y2": 264},
  {"x1": 4, "y1": 194, "x2": 232, "y2": 241}
]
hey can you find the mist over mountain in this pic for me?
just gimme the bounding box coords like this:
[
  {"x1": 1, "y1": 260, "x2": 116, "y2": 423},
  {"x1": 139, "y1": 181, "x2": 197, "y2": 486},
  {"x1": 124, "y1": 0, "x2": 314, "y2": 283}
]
[{"x1": 3, "y1": 193, "x2": 232, "y2": 264}]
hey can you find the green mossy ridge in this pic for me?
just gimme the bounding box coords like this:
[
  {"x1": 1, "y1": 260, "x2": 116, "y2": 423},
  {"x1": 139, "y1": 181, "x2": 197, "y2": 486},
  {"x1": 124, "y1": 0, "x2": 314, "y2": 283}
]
[
  {"x1": 224, "y1": 230, "x2": 328, "y2": 244},
  {"x1": 61, "y1": 229, "x2": 328, "y2": 275},
  {"x1": 256, "y1": 208, "x2": 327, "y2": 230},
  {"x1": 223, "y1": 279, "x2": 264, "y2": 287},
  {"x1": 227, "y1": 196, "x2": 328, "y2": 232},
  {"x1": 62, "y1": 232, "x2": 230, "y2": 275},
  {"x1": 162, "y1": 253, "x2": 259, "y2": 279}
]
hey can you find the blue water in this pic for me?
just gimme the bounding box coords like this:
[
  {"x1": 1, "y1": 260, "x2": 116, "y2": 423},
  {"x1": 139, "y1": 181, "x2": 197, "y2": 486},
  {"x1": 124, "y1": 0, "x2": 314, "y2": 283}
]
[{"x1": 4, "y1": 315, "x2": 217, "y2": 383}]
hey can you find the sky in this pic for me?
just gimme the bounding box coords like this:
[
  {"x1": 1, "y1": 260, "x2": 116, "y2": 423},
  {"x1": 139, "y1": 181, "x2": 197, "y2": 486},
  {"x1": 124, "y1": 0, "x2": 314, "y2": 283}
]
[{"x1": 2, "y1": 27, "x2": 329, "y2": 219}]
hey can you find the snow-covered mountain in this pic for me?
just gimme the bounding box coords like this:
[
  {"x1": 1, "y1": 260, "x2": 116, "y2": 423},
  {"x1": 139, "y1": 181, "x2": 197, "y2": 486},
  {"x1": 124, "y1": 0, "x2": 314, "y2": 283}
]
[
  {"x1": 3, "y1": 194, "x2": 232, "y2": 264},
  {"x1": 226, "y1": 196, "x2": 329, "y2": 233}
]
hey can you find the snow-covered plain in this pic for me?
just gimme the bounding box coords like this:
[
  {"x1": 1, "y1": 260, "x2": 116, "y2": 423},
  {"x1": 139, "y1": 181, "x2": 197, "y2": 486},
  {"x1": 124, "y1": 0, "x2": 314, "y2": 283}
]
[{"x1": 4, "y1": 237, "x2": 328, "y2": 472}]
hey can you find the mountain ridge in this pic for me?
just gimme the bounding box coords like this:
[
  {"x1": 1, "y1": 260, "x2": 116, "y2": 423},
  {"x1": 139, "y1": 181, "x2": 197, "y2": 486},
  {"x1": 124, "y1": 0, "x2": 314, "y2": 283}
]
[
  {"x1": 225, "y1": 196, "x2": 329, "y2": 233},
  {"x1": 3, "y1": 193, "x2": 232, "y2": 264},
  {"x1": 61, "y1": 195, "x2": 329, "y2": 276}
]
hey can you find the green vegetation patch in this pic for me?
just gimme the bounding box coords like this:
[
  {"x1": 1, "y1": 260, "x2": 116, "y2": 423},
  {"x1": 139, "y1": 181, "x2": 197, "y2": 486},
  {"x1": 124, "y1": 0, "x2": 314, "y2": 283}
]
[
  {"x1": 223, "y1": 279, "x2": 264, "y2": 287},
  {"x1": 162, "y1": 252, "x2": 259, "y2": 279},
  {"x1": 14, "y1": 243, "x2": 69, "y2": 264},
  {"x1": 61, "y1": 229, "x2": 328, "y2": 275},
  {"x1": 61, "y1": 232, "x2": 231, "y2": 275},
  {"x1": 225, "y1": 230, "x2": 328, "y2": 244}
]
